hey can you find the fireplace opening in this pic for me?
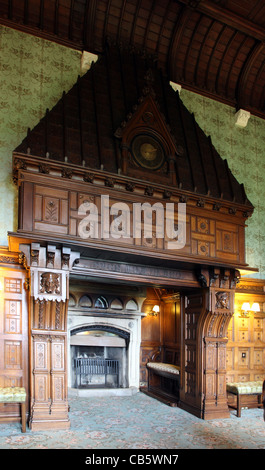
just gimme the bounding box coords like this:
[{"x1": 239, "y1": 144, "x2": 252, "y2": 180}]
[
  {"x1": 70, "y1": 327, "x2": 129, "y2": 389},
  {"x1": 67, "y1": 283, "x2": 146, "y2": 394}
]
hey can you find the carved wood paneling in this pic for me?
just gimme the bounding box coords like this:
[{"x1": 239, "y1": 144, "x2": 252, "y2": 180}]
[
  {"x1": 0, "y1": 267, "x2": 29, "y2": 422},
  {"x1": 183, "y1": 293, "x2": 203, "y2": 402},
  {"x1": 226, "y1": 290, "x2": 265, "y2": 382},
  {"x1": 4, "y1": 299, "x2": 22, "y2": 334},
  {"x1": 18, "y1": 171, "x2": 248, "y2": 268},
  {"x1": 35, "y1": 185, "x2": 69, "y2": 233},
  {"x1": 32, "y1": 334, "x2": 66, "y2": 407}
]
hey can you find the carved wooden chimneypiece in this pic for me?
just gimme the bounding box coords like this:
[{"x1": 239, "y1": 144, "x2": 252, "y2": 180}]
[{"x1": 6, "y1": 44, "x2": 256, "y2": 427}]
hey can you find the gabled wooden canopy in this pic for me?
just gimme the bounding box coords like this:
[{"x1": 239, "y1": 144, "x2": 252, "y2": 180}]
[
  {"x1": 1, "y1": 0, "x2": 265, "y2": 120},
  {"x1": 14, "y1": 43, "x2": 253, "y2": 209}
]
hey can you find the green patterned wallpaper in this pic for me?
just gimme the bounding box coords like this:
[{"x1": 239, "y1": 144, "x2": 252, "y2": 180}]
[
  {"x1": 0, "y1": 25, "x2": 81, "y2": 244},
  {"x1": 180, "y1": 91, "x2": 265, "y2": 279},
  {"x1": 0, "y1": 26, "x2": 264, "y2": 278}
]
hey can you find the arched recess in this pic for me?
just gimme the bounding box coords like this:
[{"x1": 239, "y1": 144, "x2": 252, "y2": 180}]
[
  {"x1": 70, "y1": 324, "x2": 130, "y2": 348},
  {"x1": 79, "y1": 295, "x2": 93, "y2": 307},
  {"x1": 125, "y1": 299, "x2": 138, "y2": 311},
  {"x1": 95, "y1": 296, "x2": 108, "y2": 309},
  {"x1": 69, "y1": 293, "x2": 76, "y2": 307},
  {"x1": 110, "y1": 298, "x2": 123, "y2": 310}
]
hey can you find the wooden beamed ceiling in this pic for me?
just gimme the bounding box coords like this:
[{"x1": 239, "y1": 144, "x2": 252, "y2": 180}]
[{"x1": 1, "y1": 0, "x2": 265, "y2": 119}]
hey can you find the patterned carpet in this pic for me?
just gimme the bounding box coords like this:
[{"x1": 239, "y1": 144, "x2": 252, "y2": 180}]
[{"x1": 0, "y1": 392, "x2": 264, "y2": 458}]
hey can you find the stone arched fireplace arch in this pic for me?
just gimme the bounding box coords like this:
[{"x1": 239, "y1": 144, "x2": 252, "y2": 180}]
[{"x1": 70, "y1": 324, "x2": 131, "y2": 347}]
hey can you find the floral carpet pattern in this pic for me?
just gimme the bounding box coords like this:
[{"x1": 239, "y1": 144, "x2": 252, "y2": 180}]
[{"x1": 0, "y1": 392, "x2": 264, "y2": 450}]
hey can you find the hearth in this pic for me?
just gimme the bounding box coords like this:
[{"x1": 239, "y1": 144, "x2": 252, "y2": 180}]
[
  {"x1": 67, "y1": 281, "x2": 146, "y2": 395},
  {"x1": 73, "y1": 356, "x2": 119, "y2": 388},
  {"x1": 71, "y1": 339, "x2": 126, "y2": 388}
]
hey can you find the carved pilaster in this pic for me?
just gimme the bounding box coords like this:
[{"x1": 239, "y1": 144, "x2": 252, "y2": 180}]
[
  {"x1": 200, "y1": 269, "x2": 238, "y2": 419},
  {"x1": 181, "y1": 268, "x2": 239, "y2": 420},
  {"x1": 20, "y1": 243, "x2": 79, "y2": 431}
]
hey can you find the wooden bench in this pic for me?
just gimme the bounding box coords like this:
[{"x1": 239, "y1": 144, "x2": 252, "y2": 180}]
[
  {"x1": 146, "y1": 362, "x2": 180, "y2": 407},
  {"x1": 0, "y1": 387, "x2": 27, "y2": 432},
  {"x1": 226, "y1": 381, "x2": 264, "y2": 417}
]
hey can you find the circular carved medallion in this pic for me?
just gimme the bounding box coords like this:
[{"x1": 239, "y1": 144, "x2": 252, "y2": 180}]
[{"x1": 131, "y1": 134, "x2": 165, "y2": 170}]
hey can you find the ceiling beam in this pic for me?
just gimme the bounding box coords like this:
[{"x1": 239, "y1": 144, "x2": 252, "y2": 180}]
[
  {"x1": 177, "y1": 0, "x2": 265, "y2": 41},
  {"x1": 168, "y1": 5, "x2": 192, "y2": 79},
  {"x1": 237, "y1": 42, "x2": 265, "y2": 110}
]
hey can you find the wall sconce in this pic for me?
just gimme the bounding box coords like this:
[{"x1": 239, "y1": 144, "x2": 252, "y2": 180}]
[
  {"x1": 251, "y1": 302, "x2": 260, "y2": 313},
  {"x1": 241, "y1": 302, "x2": 260, "y2": 317},
  {"x1": 149, "y1": 305, "x2": 160, "y2": 317},
  {"x1": 241, "y1": 302, "x2": 251, "y2": 317}
]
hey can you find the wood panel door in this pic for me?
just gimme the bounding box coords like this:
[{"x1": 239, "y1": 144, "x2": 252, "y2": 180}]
[
  {"x1": 181, "y1": 291, "x2": 204, "y2": 405},
  {"x1": 0, "y1": 268, "x2": 29, "y2": 421}
]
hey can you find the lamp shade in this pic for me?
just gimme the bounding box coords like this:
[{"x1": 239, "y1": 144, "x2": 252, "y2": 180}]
[
  {"x1": 241, "y1": 302, "x2": 250, "y2": 312},
  {"x1": 153, "y1": 305, "x2": 160, "y2": 313},
  {"x1": 251, "y1": 302, "x2": 260, "y2": 312}
]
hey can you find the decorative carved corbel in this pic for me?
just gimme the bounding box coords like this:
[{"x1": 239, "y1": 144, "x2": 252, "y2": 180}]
[
  {"x1": 197, "y1": 198, "x2": 205, "y2": 207},
  {"x1": 163, "y1": 190, "x2": 172, "y2": 199},
  {"x1": 39, "y1": 163, "x2": 50, "y2": 174},
  {"x1": 230, "y1": 269, "x2": 240, "y2": 289},
  {"x1": 13, "y1": 158, "x2": 27, "y2": 185},
  {"x1": 213, "y1": 203, "x2": 221, "y2": 211},
  {"x1": 18, "y1": 252, "x2": 28, "y2": 270},
  {"x1": 83, "y1": 172, "x2": 94, "y2": 183},
  {"x1": 145, "y1": 186, "x2": 154, "y2": 196},
  {"x1": 61, "y1": 168, "x2": 73, "y2": 179},
  {"x1": 209, "y1": 268, "x2": 219, "y2": 287},
  {"x1": 196, "y1": 269, "x2": 208, "y2": 287},
  {"x1": 179, "y1": 194, "x2": 188, "y2": 203},
  {"x1": 31, "y1": 243, "x2": 40, "y2": 266},
  {"x1": 105, "y1": 178, "x2": 115, "y2": 188},
  {"x1": 220, "y1": 269, "x2": 230, "y2": 289},
  {"x1": 47, "y1": 245, "x2": 56, "y2": 268},
  {"x1": 61, "y1": 253, "x2": 70, "y2": 269},
  {"x1": 229, "y1": 207, "x2": 237, "y2": 215},
  {"x1": 125, "y1": 182, "x2": 135, "y2": 192}
]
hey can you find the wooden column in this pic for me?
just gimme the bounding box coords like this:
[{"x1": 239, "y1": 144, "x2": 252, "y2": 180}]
[
  {"x1": 180, "y1": 268, "x2": 240, "y2": 419},
  {"x1": 20, "y1": 243, "x2": 79, "y2": 431}
]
